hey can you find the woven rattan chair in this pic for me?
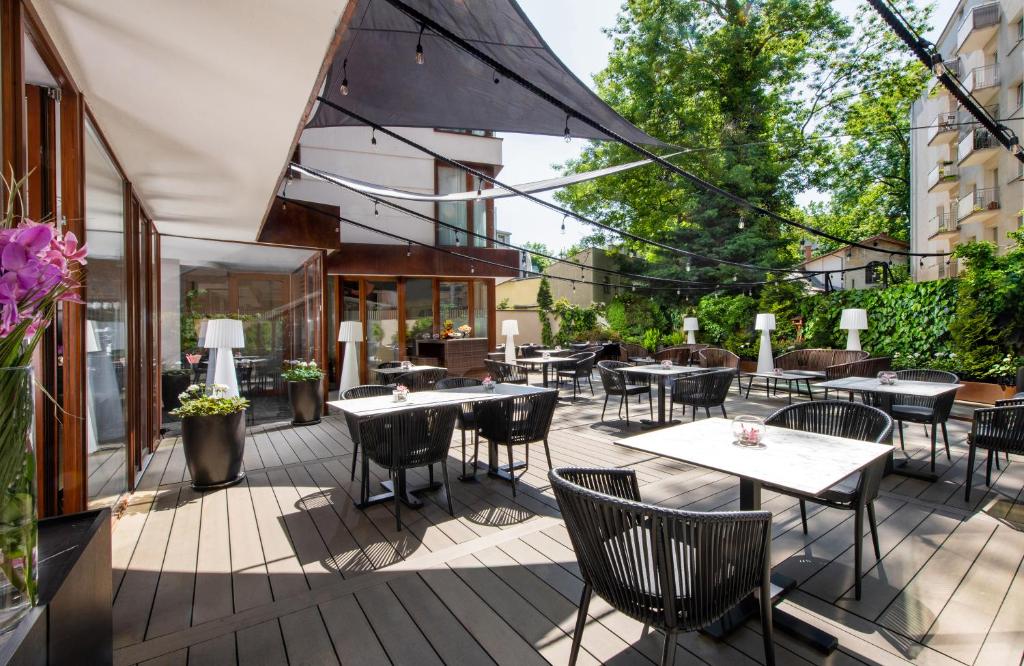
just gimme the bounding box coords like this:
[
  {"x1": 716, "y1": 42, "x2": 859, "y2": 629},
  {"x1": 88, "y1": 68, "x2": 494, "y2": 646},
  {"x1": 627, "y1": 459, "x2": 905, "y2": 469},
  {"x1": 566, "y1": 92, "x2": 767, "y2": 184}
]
[
  {"x1": 435, "y1": 377, "x2": 483, "y2": 478},
  {"x1": 698, "y1": 347, "x2": 742, "y2": 392},
  {"x1": 764, "y1": 401, "x2": 892, "y2": 599},
  {"x1": 654, "y1": 346, "x2": 691, "y2": 366},
  {"x1": 556, "y1": 352, "x2": 596, "y2": 402},
  {"x1": 484, "y1": 358, "x2": 530, "y2": 385},
  {"x1": 964, "y1": 403, "x2": 1024, "y2": 501},
  {"x1": 393, "y1": 367, "x2": 448, "y2": 392},
  {"x1": 669, "y1": 368, "x2": 734, "y2": 421},
  {"x1": 596, "y1": 360, "x2": 652, "y2": 424},
  {"x1": 473, "y1": 390, "x2": 558, "y2": 496},
  {"x1": 550, "y1": 467, "x2": 775, "y2": 666},
  {"x1": 863, "y1": 368, "x2": 958, "y2": 473},
  {"x1": 356, "y1": 405, "x2": 459, "y2": 531},
  {"x1": 341, "y1": 384, "x2": 394, "y2": 482},
  {"x1": 619, "y1": 342, "x2": 649, "y2": 363},
  {"x1": 990, "y1": 397, "x2": 1023, "y2": 469}
]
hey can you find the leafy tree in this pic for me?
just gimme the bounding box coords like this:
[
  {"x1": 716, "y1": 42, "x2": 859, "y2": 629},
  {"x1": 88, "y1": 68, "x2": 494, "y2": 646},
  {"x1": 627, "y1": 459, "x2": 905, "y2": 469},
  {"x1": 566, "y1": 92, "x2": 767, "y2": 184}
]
[
  {"x1": 523, "y1": 242, "x2": 554, "y2": 271},
  {"x1": 536, "y1": 276, "x2": 555, "y2": 346}
]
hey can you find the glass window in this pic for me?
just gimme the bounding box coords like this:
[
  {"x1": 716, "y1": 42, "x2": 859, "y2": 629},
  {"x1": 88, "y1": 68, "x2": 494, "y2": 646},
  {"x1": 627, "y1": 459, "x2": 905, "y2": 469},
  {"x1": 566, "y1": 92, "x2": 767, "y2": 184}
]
[
  {"x1": 437, "y1": 166, "x2": 467, "y2": 246},
  {"x1": 473, "y1": 280, "x2": 489, "y2": 338},
  {"x1": 365, "y1": 281, "x2": 399, "y2": 372},
  {"x1": 439, "y1": 281, "x2": 469, "y2": 330},
  {"x1": 472, "y1": 175, "x2": 488, "y2": 247},
  {"x1": 85, "y1": 120, "x2": 127, "y2": 508},
  {"x1": 405, "y1": 279, "x2": 434, "y2": 357}
]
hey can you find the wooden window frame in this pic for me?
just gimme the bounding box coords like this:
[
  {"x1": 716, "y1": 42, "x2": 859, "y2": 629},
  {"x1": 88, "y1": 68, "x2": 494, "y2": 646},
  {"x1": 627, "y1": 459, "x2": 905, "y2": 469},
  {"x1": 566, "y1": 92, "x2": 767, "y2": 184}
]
[{"x1": 433, "y1": 162, "x2": 494, "y2": 248}]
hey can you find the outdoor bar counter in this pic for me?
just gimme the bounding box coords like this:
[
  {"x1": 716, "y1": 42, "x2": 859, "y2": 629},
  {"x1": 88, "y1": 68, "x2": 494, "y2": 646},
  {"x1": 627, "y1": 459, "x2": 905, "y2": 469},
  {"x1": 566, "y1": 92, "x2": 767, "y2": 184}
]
[{"x1": 415, "y1": 337, "x2": 488, "y2": 376}]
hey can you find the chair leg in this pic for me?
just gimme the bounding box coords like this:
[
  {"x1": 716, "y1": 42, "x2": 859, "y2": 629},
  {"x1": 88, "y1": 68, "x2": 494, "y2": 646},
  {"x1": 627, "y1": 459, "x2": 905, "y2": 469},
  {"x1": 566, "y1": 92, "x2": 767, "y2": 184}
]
[
  {"x1": 867, "y1": 501, "x2": 881, "y2": 559},
  {"x1": 428, "y1": 464, "x2": 434, "y2": 486},
  {"x1": 897, "y1": 421, "x2": 905, "y2": 451},
  {"x1": 588, "y1": 376, "x2": 594, "y2": 395},
  {"x1": 799, "y1": 500, "x2": 808, "y2": 534},
  {"x1": 691, "y1": 404, "x2": 697, "y2": 422},
  {"x1": 601, "y1": 394, "x2": 609, "y2": 422},
  {"x1": 507, "y1": 443, "x2": 517, "y2": 497},
  {"x1": 669, "y1": 398, "x2": 673, "y2": 422},
  {"x1": 854, "y1": 502, "x2": 864, "y2": 600},
  {"x1": 350, "y1": 441, "x2": 359, "y2": 481},
  {"x1": 986, "y1": 450, "x2": 993, "y2": 486},
  {"x1": 965, "y1": 443, "x2": 977, "y2": 503},
  {"x1": 569, "y1": 583, "x2": 592, "y2": 666},
  {"x1": 441, "y1": 461, "x2": 454, "y2": 516},
  {"x1": 941, "y1": 422, "x2": 951, "y2": 460},
  {"x1": 704, "y1": 406, "x2": 711, "y2": 419},
  {"x1": 543, "y1": 438, "x2": 552, "y2": 470},
  {"x1": 660, "y1": 629, "x2": 678, "y2": 666},
  {"x1": 759, "y1": 576, "x2": 776, "y2": 666},
  {"x1": 929, "y1": 421, "x2": 938, "y2": 473},
  {"x1": 720, "y1": 404, "x2": 727, "y2": 418},
  {"x1": 648, "y1": 391, "x2": 654, "y2": 419},
  {"x1": 623, "y1": 394, "x2": 629, "y2": 424},
  {"x1": 461, "y1": 428, "x2": 467, "y2": 479}
]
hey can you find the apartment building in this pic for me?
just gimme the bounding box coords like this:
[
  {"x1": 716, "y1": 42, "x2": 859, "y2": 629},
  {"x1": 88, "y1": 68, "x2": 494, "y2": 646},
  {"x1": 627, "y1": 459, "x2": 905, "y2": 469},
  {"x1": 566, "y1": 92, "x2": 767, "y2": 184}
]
[{"x1": 910, "y1": 0, "x2": 1024, "y2": 281}]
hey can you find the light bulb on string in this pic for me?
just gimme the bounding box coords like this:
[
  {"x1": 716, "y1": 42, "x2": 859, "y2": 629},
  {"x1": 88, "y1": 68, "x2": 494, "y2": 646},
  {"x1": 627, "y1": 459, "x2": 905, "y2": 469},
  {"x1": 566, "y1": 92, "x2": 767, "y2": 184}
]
[
  {"x1": 563, "y1": 115, "x2": 571, "y2": 143},
  {"x1": 675, "y1": 289, "x2": 680, "y2": 296},
  {"x1": 685, "y1": 260, "x2": 691, "y2": 272},
  {"x1": 340, "y1": 58, "x2": 349, "y2": 96},
  {"x1": 374, "y1": 202, "x2": 379, "y2": 216},
  {"x1": 561, "y1": 215, "x2": 566, "y2": 235},
  {"x1": 415, "y1": 24, "x2": 425, "y2": 65},
  {"x1": 492, "y1": 69, "x2": 500, "y2": 84},
  {"x1": 631, "y1": 284, "x2": 636, "y2": 292},
  {"x1": 571, "y1": 281, "x2": 576, "y2": 293},
  {"x1": 371, "y1": 128, "x2": 377, "y2": 146},
  {"x1": 407, "y1": 242, "x2": 412, "y2": 257},
  {"x1": 455, "y1": 231, "x2": 460, "y2": 246},
  {"x1": 470, "y1": 262, "x2": 475, "y2": 274},
  {"x1": 733, "y1": 275, "x2": 738, "y2": 282},
  {"x1": 738, "y1": 216, "x2": 745, "y2": 230}
]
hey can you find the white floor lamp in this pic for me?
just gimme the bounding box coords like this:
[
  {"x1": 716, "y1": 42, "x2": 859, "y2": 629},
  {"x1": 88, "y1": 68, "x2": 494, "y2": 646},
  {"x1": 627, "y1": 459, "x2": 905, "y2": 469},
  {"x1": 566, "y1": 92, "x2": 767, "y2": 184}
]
[
  {"x1": 502, "y1": 319, "x2": 519, "y2": 364},
  {"x1": 755, "y1": 313, "x2": 776, "y2": 373},
  {"x1": 204, "y1": 319, "x2": 245, "y2": 397},
  {"x1": 338, "y1": 321, "x2": 363, "y2": 394},
  {"x1": 683, "y1": 317, "x2": 699, "y2": 345},
  {"x1": 840, "y1": 308, "x2": 868, "y2": 351}
]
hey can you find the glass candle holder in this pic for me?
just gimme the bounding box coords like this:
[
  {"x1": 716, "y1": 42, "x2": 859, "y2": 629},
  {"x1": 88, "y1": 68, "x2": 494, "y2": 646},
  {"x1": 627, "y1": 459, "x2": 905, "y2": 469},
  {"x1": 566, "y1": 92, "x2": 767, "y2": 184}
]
[
  {"x1": 660, "y1": 359, "x2": 673, "y2": 369},
  {"x1": 732, "y1": 415, "x2": 767, "y2": 447},
  {"x1": 878, "y1": 371, "x2": 897, "y2": 385}
]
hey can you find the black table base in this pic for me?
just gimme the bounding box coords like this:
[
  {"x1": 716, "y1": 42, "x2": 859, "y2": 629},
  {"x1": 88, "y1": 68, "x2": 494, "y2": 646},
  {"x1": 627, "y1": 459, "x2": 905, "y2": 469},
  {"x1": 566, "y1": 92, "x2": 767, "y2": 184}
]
[
  {"x1": 358, "y1": 472, "x2": 442, "y2": 509},
  {"x1": 639, "y1": 418, "x2": 681, "y2": 430}
]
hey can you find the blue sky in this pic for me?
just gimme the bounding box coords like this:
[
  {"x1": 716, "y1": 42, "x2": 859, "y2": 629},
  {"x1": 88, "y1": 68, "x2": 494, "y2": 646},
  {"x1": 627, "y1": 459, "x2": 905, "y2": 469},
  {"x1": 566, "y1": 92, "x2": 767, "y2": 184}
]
[{"x1": 495, "y1": 0, "x2": 960, "y2": 253}]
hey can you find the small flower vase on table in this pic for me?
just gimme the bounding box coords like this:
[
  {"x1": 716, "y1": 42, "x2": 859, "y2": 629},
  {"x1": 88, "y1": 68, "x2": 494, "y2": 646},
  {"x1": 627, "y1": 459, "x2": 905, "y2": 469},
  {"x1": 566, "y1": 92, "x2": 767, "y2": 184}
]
[
  {"x1": 482, "y1": 376, "x2": 495, "y2": 391},
  {"x1": 732, "y1": 415, "x2": 767, "y2": 448},
  {"x1": 660, "y1": 360, "x2": 672, "y2": 369},
  {"x1": 393, "y1": 384, "x2": 410, "y2": 402}
]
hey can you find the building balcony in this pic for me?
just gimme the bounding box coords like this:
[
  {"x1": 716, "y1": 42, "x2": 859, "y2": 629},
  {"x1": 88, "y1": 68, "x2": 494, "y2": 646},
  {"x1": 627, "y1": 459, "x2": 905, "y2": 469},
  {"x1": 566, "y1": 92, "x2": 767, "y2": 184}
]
[
  {"x1": 927, "y1": 212, "x2": 960, "y2": 240},
  {"x1": 927, "y1": 164, "x2": 959, "y2": 192},
  {"x1": 956, "y1": 2, "x2": 1000, "y2": 53},
  {"x1": 963, "y1": 64, "x2": 1000, "y2": 104},
  {"x1": 958, "y1": 127, "x2": 999, "y2": 166},
  {"x1": 927, "y1": 112, "x2": 959, "y2": 145},
  {"x1": 957, "y1": 187, "x2": 1001, "y2": 223}
]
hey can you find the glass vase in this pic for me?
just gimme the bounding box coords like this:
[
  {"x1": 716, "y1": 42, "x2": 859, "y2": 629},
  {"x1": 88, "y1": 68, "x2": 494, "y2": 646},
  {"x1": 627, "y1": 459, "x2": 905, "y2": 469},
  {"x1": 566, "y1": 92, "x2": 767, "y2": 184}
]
[{"x1": 0, "y1": 366, "x2": 38, "y2": 634}]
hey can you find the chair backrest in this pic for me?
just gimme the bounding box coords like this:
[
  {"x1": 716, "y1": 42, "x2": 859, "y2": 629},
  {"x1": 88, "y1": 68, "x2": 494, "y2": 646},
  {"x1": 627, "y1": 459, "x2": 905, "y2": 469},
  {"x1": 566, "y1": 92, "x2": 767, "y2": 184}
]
[
  {"x1": 550, "y1": 467, "x2": 772, "y2": 631},
  {"x1": 484, "y1": 359, "x2": 529, "y2": 384},
  {"x1": 475, "y1": 390, "x2": 558, "y2": 445},
  {"x1": 565, "y1": 352, "x2": 596, "y2": 376},
  {"x1": 394, "y1": 368, "x2": 448, "y2": 392},
  {"x1": 435, "y1": 377, "x2": 483, "y2": 390},
  {"x1": 376, "y1": 361, "x2": 402, "y2": 370},
  {"x1": 342, "y1": 384, "x2": 393, "y2": 400},
  {"x1": 619, "y1": 342, "x2": 647, "y2": 362},
  {"x1": 826, "y1": 356, "x2": 891, "y2": 381},
  {"x1": 766, "y1": 401, "x2": 892, "y2": 502},
  {"x1": 519, "y1": 344, "x2": 541, "y2": 358},
  {"x1": 995, "y1": 397, "x2": 1024, "y2": 408},
  {"x1": 698, "y1": 347, "x2": 740, "y2": 371},
  {"x1": 831, "y1": 349, "x2": 871, "y2": 366},
  {"x1": 866, "y1": 368, "x2": 959, "y2": 416},
  {"x1": 654, "y1": 346, "x2": 690, "y2": 365},
  {"x1": 896, "y1": 368, "x2": 958, "y2": 384},
  {"x1": 672, "y1": 368, "x2": 735, "y2": 406},
  {"x1": 971, "y1": 405, "x2": 1024, "y2": 455},
  {"x1": 597, "y1": 360, "x2": 629, "y2": 394},
  {"x1": 357, "y1": 406, "x2": 459, "y2": 470}
]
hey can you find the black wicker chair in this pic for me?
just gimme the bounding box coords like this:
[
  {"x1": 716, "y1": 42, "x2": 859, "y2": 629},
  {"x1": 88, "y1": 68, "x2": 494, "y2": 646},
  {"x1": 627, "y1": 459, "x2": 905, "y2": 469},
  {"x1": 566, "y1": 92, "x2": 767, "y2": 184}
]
[
  {"x1": 393, "y1": 367, "x2": 448, "y2": 392},
  {"x1": 435, "y1": 377, "x2": 484, "y2": 478},
  {"x1": 964, "y1": 403, "x2": 1024, "y2": 502},
  {"x1": 698, "y1": 347, "x2": 743, "y2": 392},
  {"x1": 669, "y1": 368, "x2": 734, "y2": 421},
  {"x1": 473, "y1": 390, "x2": 558, "y2": 496},
  {"x1": 764, "y1": 401, "x2": 892, "y2": 599},
  {"x1": 550, "y1": 467, "x2": 775, "y2": 666},
  {"x1": 863, "y1": 368, "x2": 958, "y2": 473},
  {"x1": 341, "y1": 384, "x2": 394, "y2": 482},
  {"x1": 356, "y1": 405, "x2": 459, "y2": 531},
  {"x1": 484, "y1": 358, "x2": 530, "y2": 385},
  {"x1": 596, "y1": 360, "x2": 652, "y2": 425},
  {"x1": 556, "y1": 352, "x2": 596, "y2": 403}
]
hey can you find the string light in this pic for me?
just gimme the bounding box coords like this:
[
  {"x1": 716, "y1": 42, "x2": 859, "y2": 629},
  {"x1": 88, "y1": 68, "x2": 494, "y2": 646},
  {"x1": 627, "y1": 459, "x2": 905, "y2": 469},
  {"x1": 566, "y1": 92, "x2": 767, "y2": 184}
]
[
  {"x1": 631, "y1": 284, "x2": 636, "y2": 292},
  {"x1": 676, "y1": 289, "x2": 680, "y2": 296},
  {"x1": 685, "y1": 259, "x2": 691, "y2": 272},
  {"x1": 733, "y1": 275, "x2": 738, "y2": 282},
  {"x1": 561, "y1": 215, "x2": 566, "y2": 235},
  {"x1": 371, "y1": 128, "x2": 377, "y2": 146},
  {"x1": 492, "y1": 69, "x2": 500, "y2": 84},
  {"x1": 563, "y1": 114, "x2": 571, "y2": 143},
  {"x1": 738, "y1": 215, "x2": 745, "y2": 230},
  {"x1": 470, "y1": 262, "x2": 475, "y2": 274},
  {"x1": 571, "y1": 281, "x2": 576, "y2": 293},
  {"x1": 374, "y1": 202, "x2": 379, "y2": 216},
  {"x1": 407, "y1": 242, "x2": 412, "y2": 257},
  {"x1": 340, "y1": 58, "x2": 349, "y2": 96},
  {"x1": 455, "y1": 231, "x2": 460, "y2": 246},
  {"x1": 415, "y1": 24, "x2": 425, "y2": 65}
]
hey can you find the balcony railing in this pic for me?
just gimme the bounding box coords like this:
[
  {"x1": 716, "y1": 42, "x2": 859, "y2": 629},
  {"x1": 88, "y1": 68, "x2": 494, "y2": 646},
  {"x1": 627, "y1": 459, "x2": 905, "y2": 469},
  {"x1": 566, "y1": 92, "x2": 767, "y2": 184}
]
[
  {"x1": 927, "y1": 112, "x2": 958, "y2": 144},
  {"x1": 927, "y1": 164, "x2": 959, "y2": 191},
  {"x1": 957, "y1": 2, "x2": 1001, "y2": 52},
  {"x1": 957, "y1": 187, "x2": 1000, "y2": 221},
  {"x1": 964, "y1": 64, "x2": 1000, "y2": 95},
  {"x1": 930, "y1": 212, "x2": 957, "y2": 236},
  {"x1": 958, "y1": 127, "x2": 997, "y2": 163}
]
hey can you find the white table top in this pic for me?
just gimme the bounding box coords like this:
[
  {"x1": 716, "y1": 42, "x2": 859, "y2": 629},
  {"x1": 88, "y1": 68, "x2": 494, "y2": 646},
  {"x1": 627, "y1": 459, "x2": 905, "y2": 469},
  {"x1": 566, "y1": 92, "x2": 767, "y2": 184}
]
[
  {"x1": 743, "y1": 371, "x2": 815, "y2": 380},
  {"x1": 330, "y1": 384, "x2": 552, "y2": 418},
  {"x1": 614, "y1": 417, "x2": 892, "y2": 497},
  {"x1": 816, "y1": 377, "x2": 961, "y2": 397},
  {"x1": 622, "y1": 364, "x2": 708, "y2": 377},
  {"x1": 374, "y1": 365, "x2": 440, "y2": 375}
]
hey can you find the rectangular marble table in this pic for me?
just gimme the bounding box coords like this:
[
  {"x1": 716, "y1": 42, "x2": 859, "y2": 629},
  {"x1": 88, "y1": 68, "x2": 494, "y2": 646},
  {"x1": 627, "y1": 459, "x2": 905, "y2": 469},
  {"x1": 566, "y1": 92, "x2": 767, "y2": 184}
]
[
  {"x1": 615, "y1": 417, "x2": 892, "y2": 653},
  {"x1": 741, "y1": 371, "x2": 816, "y2": 404},
  {"x1": 620, "y1": 364, "x2": 709, "y2": 428},
  {"x1": 516, "y1": 356, "x2": 574, "y2": 388}
]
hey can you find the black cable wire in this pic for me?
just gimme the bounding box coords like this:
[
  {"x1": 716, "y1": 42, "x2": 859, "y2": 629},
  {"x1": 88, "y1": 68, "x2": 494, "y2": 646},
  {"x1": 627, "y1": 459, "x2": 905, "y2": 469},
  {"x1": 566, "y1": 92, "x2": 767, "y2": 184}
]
[{"x1": 375, "y1": 0, "x2": 953, "y2": 258}]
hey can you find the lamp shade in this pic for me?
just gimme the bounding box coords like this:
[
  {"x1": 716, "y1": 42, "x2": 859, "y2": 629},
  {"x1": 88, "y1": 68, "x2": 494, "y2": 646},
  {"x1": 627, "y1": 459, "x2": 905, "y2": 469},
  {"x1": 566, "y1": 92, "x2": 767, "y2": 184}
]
[
  {"x1": 203, "y1": 319, "x2": 244, "y2": 349},
  {"x1": 338, "y1": 320, "x2": 363, "y2": 342},
  {"x1": 840, "y1": 308, "x2": 868, "y2": 330},
  {"x1": 754, "y1": 313, "x2": 776, "y2": 331},
  {"x1": 501, "y1": 319, "x2": 519, "y2": 336},
  {"x1": 682, "y1": 317, "x2": 699, "y2": 332}
]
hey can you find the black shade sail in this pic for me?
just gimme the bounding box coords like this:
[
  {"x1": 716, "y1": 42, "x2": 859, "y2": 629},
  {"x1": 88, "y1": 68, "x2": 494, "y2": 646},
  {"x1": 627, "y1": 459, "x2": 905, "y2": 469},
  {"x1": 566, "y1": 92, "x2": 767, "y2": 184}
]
[{"x1": 307, "y1": 0, "x2": 664, "y2": 145}]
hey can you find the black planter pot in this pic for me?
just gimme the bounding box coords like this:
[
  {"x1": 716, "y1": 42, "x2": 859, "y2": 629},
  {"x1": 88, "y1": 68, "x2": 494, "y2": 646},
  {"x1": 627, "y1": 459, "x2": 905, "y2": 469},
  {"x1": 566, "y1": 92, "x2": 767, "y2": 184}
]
[
  {"x1": 161, "y1": 373, "x2": 191, "y2": 412},
  {"x1": 288, "y1": 380, "x2": 322, "y2": 425},
  {"x1": 180, "y1": 411, "x2": 246, "y2": 491}
]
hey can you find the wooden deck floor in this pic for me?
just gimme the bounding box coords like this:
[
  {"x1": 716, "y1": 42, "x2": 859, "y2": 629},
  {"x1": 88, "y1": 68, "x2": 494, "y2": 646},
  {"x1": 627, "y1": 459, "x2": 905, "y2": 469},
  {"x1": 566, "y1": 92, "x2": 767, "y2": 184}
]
[{"x1": 111, "y1": 383, "x2": 1024, "y2": 666}]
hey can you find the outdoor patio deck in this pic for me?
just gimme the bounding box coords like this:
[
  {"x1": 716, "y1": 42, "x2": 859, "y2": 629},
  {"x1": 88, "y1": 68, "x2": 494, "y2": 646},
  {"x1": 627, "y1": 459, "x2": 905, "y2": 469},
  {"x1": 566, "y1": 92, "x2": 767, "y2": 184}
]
[{"x1": 111, "y1": 383, "x2": 1024, "y2": 666}]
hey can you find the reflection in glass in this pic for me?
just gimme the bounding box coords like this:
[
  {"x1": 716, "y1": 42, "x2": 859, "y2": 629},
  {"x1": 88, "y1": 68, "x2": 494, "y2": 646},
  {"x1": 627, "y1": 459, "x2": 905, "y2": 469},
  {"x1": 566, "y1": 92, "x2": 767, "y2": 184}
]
[
  {"x1": 85, "y1": 121, "x2": 128, "y2": 508},
  {"x1": 439, "y1": 281, "x2": 469, "y2": 330},
  {"x1": 437, "y1": 166, "x2": 467, "y2": 246},
  {"x1": 471, "y1": 175, "x2": 488, "y2": 247},
  {"x1": 473, "y1": 281, "x2": 489, "y2": 339},
  {"x1": 366, "y1": 281, "x2": 399, "y2": 372},
  {"x1": 405, "y1": 279, "x2": 434, "y2": 357}
]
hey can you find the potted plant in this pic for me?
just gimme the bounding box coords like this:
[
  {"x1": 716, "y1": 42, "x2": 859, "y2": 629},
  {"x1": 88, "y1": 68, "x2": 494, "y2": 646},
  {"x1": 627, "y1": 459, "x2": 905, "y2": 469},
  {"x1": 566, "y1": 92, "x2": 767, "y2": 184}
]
[
  {"x1": 171, "y1": 384, "x2": 249, "y2": 490},
  {"x1": 161, "y1": 365, "x2": 192, "y2": 412},
  {"x1": 282, "y1": 360, "x2": 324, "y2": 426}
]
